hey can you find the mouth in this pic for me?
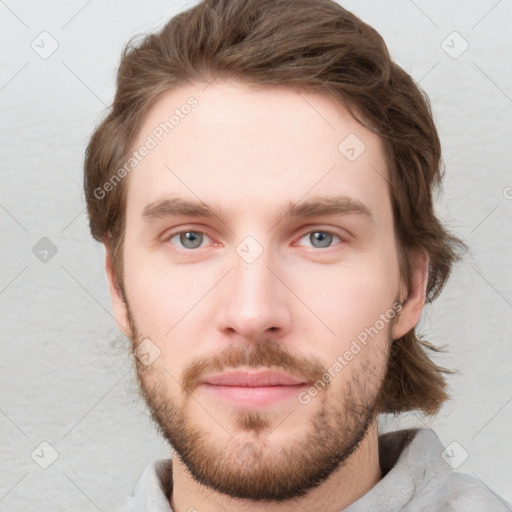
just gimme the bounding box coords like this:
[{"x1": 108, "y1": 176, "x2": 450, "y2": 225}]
[{"x1": 197, "y1": 368, "x2": 310, "y2": 408}]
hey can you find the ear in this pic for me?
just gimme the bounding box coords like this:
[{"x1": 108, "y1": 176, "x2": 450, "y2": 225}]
[
  {"x1": 392, "y1": 250, "x2": 429, "y2": 340},
  {"x1": 104, "y1": 240, "x2": 131, "y2": 338}
]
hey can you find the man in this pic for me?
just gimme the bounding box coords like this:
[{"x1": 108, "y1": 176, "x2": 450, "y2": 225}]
[{"x1": 84, "y1": 0, "x2": 510, "y2": 510}]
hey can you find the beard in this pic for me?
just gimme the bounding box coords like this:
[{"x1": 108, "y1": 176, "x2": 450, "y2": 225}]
[{"x1": 126, "y1": 304, "x2": 391, "y2": 502}]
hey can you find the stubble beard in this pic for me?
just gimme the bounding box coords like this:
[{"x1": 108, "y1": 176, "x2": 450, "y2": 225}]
[{"x1": 127, "y1": 306, "x2": 391, "y2": 501}]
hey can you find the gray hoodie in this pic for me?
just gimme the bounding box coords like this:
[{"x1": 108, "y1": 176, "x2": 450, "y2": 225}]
[{"x1": 118, "y1": 428, "x2": 511, "y2": 511}]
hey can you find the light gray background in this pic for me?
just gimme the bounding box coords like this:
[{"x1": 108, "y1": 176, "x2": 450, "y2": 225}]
[{"x1": 1, "y1": 0, "x2": 511, "y2": 510}]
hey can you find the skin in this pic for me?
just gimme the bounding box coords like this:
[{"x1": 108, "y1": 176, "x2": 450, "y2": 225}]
[{"x1": 105, "y1": 80, "x2": 428, "y2": 512}]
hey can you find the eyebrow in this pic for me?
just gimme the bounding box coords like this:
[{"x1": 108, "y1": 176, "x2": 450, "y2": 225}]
[{"x1": 142, "y1": 195, "x2": 373, "y2": 223}]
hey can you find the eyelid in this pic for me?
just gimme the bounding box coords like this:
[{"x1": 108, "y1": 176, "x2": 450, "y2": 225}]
[
  {"x1": 161, "y1": 227, "x2": 215, "y2": 249},
  {"x1": 294, "y1": 229, "x2": 345, "y2": 249},
  {"x1": 294, "y1": 225, "x2": 351, "y2": 242},
  {"x1": 161, "y1": 225, "x2": 350, "y2": 250}
]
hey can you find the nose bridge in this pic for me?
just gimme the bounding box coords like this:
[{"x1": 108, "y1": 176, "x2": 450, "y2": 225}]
[{"x1": 216, "y1": 236, "x2": 291, "y2": 338}]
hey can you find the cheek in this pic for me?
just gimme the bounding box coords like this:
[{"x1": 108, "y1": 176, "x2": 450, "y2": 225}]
[
  {"x1": 123, "y1": 254, "x2": 218, "y2": 372},
  {"x1": 291, "y1": 253, "x2": 399, "y2": 354},
  {"x1": 123, "y1": 247, "x2": 198, "y2": 327}
]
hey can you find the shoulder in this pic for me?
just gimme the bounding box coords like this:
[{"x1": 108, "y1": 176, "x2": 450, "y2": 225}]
[
  {"x1": 406, "y1": 466, "x2": 512, "y2": 511},
  {"x1": 112, "y1": 459, "x2": 174, "y2": 512},
  {"x1": 375, "y1": 428, "x2": 511, "y2": 512},
  {"x1": 438, "y1": 471, "x2": 510, "y2": 510}
]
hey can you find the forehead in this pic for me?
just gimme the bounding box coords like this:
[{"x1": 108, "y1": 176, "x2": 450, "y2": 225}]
[{"x1": 125, "y1": 80, "x2": 390, "y2": 225}]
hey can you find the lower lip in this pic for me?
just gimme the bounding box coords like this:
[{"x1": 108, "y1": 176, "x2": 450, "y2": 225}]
[{"x1": 199, "y1": 383, "x2": 308, "y2": 408}]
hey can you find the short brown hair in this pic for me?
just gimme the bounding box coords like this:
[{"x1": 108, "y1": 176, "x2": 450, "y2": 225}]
[{"x1": 84, "y1": 0, "x2": 466, "y2": 416}]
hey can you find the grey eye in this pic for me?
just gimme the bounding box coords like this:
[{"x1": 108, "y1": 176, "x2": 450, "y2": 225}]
[
  {"x1": 307, "y1": 231, "x2": 335, "y2": 248},
  {"x1": 296, "y1": 230, "x2": 342, "y2": 249},
  {"x1": 302, "y1": 231, "x2": 338, "y2": 249},
  {"x1": 174, "y1": 231, "x2": 205, "y2": 249}
]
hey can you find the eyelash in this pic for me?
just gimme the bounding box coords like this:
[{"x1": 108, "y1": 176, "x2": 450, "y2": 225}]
[{"x1": 163, "y1": 228, "x2": 345, "y2": 251}]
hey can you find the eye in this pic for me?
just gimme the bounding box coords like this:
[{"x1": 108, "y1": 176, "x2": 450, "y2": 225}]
[
  {"x1": 296, "y1": 230, "x2": 342, "y2": 249},
  {"x1": 166, "y1": 230, "x2": 210, "y2": 249}
]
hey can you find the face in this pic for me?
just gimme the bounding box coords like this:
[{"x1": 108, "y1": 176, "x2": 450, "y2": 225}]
[{"x1": 106, "y1": 81, "x2": 422, "y2": 501}]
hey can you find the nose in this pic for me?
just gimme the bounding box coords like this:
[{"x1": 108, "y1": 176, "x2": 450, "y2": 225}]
[{"x1": 215, "y1": 243, "x2": 293, "y2": 342}]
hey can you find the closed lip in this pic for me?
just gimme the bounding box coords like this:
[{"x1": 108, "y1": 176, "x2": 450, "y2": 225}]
[{"x1": 199, "y1": 369, "x2": 309, "y2": 387}]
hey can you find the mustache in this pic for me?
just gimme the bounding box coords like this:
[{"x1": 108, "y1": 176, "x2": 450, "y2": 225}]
[{"x1": 180, "y1": 339, "x2": 328, "y2": 395}]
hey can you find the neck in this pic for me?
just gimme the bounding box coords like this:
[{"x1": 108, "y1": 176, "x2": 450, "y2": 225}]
[{"x1": 169, "y1": 420, "x2": 381, "y2": 512}]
